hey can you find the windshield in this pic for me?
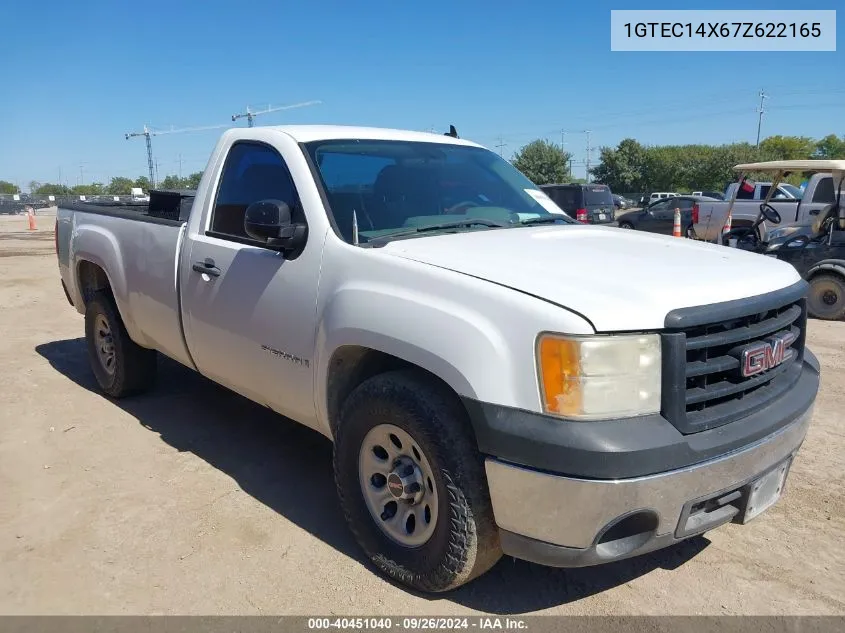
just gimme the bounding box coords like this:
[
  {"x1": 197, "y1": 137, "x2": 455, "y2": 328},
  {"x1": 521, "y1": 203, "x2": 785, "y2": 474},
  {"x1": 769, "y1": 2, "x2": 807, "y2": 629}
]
[
  {"x1": 304, "y1": 139, "x2": 575, "y2": 243},
  {"x1": 779, "y1": 184, "x2": 803, "y2": 200},
  {"x1": 583, "y1": 186, "x2": 613, "y2": 206}
]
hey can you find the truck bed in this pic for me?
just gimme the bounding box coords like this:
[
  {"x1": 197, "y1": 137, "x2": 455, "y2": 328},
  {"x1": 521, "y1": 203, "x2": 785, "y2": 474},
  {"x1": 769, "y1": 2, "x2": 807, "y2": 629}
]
[
  {"x1": 58, "y1": 189, "x2": 195, "y2": 225},
  {"x1": 56, "y1": 201, "x2": 195, "y2": 370}
]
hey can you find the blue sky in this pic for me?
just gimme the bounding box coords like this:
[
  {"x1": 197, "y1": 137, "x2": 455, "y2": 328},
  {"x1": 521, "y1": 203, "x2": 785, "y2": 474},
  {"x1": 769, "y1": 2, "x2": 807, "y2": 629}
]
[{"x1": 1, "y1": 0, "x2": 842, "y2": 189}]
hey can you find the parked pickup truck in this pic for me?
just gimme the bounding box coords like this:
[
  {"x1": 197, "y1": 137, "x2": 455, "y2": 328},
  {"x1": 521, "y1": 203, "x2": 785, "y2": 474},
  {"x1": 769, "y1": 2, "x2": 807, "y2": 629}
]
[
  {"x1": 56, "y1": 125, "x2": 820, "y2": 593},
  {"x1": 724, "y1": 181, "x2": 803, "y2": 201},
  {"x1": 693, "y1": 172, "x2": 841, "y2": 243}
]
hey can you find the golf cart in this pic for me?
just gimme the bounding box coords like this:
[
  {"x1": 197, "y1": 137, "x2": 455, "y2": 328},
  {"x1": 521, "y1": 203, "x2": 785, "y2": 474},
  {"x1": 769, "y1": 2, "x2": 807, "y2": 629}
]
[{"x1": 720, "y1": 160, "x2": 845, "y2": 320}]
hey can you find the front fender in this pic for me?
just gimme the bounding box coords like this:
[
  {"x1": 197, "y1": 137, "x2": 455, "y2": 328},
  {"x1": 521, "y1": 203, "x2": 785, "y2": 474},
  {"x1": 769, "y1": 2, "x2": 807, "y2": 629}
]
[
  {"x1": 807, "y1": 259, "x2": 845, "y2": 279},
  {"x1": 314, "y1": 283, "x2": 511, "y2": 432}
]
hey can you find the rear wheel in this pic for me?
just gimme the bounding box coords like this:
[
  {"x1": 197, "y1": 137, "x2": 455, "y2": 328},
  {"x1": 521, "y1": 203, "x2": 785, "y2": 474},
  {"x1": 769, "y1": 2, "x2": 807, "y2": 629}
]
[
  {"x1": 618, "y1": 222, "x2": 634, "y2": 230},
  {"x1": 808, "y1": 274, "x2": 845, "y2": 321},
  {"x1": 333, "y1": 369, "x2": 501, "y2": 593},
  {"x1": 85, "y1": 291, "x2": 157, "y2": 397}
]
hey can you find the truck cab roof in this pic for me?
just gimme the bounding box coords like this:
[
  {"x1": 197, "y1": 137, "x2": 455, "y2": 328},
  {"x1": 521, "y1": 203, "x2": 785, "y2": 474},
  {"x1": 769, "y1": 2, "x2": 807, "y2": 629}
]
[{"x1": 257, "y1": 125, "x2": 484, "y2": 147}]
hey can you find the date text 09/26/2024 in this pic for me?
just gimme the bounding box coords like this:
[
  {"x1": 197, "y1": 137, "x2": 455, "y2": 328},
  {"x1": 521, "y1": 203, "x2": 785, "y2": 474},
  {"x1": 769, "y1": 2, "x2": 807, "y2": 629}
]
[{"x1": 307, "y1": 618, "x2": 527, "y2": 631}]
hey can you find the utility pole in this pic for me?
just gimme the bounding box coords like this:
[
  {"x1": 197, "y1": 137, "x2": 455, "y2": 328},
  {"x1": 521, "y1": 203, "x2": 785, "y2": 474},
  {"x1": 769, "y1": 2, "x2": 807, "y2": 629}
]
[
  {"x1": 560, "y1": 129, "x2": 567, "y2": 151},
  {"x1": 755, "y1": 89, "x2": 768, "y2": 148},
  {"x1": 583, "y1": 130, "x2": 592, "y2": 183},
  {"x1": 79, "y1": 164, "x2": 84, "y2": 186},
  {"x1": 177, "y1": 153, "x2": 183, "y2": 179},
  {"x1": 495, "y1": 135, "x2": 507, "y2": 157}
]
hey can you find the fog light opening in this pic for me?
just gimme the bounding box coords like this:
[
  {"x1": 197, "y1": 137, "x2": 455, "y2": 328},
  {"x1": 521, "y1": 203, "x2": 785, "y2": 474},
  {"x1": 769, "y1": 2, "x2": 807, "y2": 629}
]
[{"x1": 595, "y1": 511, "x2": 659, "y2": 560}]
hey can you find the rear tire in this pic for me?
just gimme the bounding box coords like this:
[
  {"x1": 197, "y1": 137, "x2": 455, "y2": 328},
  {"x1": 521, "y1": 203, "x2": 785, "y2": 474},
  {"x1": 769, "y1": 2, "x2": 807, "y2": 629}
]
[
  {"x1": 807, "y1": 274, "x2": 845, "y2": 321},
  {"x1": 618, "y1": 222, "x2": 634, "y2": 230},
  {"x1": 85, "y1": 291, "x2": 157, "y2": 397},
  {"x1": 333, "y1": 369, "x2": 502, "y2": 593}
]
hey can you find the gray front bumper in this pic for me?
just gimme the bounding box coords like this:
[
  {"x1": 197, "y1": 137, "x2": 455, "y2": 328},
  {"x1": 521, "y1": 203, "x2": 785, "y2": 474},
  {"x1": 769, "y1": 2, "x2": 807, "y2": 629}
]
[{"x1": 486, "y1": 402, "x2": 813, "y2": 566}]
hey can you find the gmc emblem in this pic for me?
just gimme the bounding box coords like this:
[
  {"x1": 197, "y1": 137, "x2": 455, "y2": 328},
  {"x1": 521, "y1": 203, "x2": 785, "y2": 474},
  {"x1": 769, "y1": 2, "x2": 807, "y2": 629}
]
[{"x1": 740, "y1": 331, "x2": 797, "y2": 378}]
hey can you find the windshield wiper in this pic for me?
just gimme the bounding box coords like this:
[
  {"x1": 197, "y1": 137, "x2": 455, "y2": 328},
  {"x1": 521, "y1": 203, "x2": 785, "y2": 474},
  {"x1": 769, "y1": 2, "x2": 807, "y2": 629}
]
[
  {"x1": 363, "y1": 219, "x2": 508, "y2": 244},
  {"x1": 519, "y1": 215, "x2": 575, "y2": 226}
]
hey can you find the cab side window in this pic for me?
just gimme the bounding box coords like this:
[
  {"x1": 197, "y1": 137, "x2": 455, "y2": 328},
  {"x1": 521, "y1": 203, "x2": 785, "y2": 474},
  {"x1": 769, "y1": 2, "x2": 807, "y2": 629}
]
[
  {"x1": 813, "y1": 177, "x2": 834, "y2": 203},
  {"x1": 209, "y1": 142, "x2": 301, "y2": 242}
]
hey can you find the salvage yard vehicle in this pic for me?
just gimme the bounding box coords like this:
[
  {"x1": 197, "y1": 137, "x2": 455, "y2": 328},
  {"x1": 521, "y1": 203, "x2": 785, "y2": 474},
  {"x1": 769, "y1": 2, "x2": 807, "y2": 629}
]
[
  {"x1": 617, "y1": 195, "x2": 710, "y2": 236},
  {"x1": 718, "y1": 160, "x2": 845, "y2": 320},
  {"x1": 693, "y1": 169, "x2": 841, "y2": 244},
  {"x1": 56, "y1": 125, "x2": 819, "y2": 593},
  {"x1": 539, "y1": 183, "x2": 616, "y2": 224}
]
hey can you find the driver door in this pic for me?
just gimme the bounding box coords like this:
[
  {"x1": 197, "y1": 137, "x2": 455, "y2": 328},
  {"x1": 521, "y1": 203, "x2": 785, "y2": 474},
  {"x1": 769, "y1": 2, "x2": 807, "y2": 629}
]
[
  {"x1": 179, "y1": 141, "x2": 322, "y2": 424},
  {"x1": 640, "y1": 200, "x2": 669, "y2": 233}
]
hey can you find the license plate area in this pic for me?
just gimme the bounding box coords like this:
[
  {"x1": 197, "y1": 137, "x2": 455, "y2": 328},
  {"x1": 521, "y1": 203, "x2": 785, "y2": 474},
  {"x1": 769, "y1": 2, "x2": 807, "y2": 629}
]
[
  {"x1": 675, "y1": 457, "x2": 793, "y2": 538},
  {"x1": 598, "y1": 213, "x2": 607, "y2": 221},
  {"x1": 742, "y1": 458, "x2": 791, "y2": 523}
]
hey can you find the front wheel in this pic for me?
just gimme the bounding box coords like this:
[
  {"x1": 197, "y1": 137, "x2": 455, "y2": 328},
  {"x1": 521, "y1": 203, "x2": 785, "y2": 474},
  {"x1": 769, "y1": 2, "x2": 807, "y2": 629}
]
[
  {"x1": 333, "y1": 369, "x2": 501, "y2": 593},
  {"x1": 618, "y1": 222, "x2": 634, "y2": 230},
  {"x1": 808, "y1": 274, "x2": 845, "y2": 321}
]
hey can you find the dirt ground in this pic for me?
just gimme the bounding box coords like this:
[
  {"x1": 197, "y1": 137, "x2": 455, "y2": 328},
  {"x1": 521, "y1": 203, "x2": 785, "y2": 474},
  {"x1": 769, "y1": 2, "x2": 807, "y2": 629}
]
[{"x1": 0, "y1": 210, "x2": 843, "y2": 616}]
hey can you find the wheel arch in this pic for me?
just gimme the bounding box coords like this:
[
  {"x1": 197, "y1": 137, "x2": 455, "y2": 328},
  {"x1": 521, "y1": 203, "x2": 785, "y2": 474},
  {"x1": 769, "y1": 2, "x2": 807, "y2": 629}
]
[
  {"x1": 806, "y1": 259, "x2": 845, "y2": 281},
  {"x1": 73, "y1": 256, "x2": 147, "y2": 348},
  {"x1": 322, "y1": 344, "x2": 475, "y2": 439}
]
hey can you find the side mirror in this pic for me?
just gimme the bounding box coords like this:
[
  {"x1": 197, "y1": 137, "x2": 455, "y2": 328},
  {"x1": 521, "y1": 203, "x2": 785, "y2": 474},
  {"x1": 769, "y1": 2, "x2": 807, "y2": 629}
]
[{"x1": 244, "y1": 199, "x2": 307, "y2": 255}]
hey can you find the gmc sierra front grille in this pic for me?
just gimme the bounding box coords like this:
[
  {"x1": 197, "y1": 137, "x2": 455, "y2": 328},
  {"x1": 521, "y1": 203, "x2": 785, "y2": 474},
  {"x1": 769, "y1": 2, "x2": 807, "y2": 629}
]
[{"x1": 660, "y1": 282, "x2": 808, "y2": 434}]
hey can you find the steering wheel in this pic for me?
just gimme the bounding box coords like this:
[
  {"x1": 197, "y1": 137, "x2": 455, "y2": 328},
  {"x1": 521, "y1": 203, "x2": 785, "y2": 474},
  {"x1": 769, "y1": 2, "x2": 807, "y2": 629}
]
[
  {"x1": 721, "y1": 226, "x2": 759, "y2": 249},
  {"x1": 443, "y1": 200, "x2": 480, "y2": 214},
  {"x1": 758, "y1": 203, "x2": 782, "y2": 225}
]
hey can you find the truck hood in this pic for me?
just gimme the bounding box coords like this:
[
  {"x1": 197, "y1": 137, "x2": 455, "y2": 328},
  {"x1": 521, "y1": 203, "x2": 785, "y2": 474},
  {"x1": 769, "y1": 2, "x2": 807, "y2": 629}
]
[{"x1": 381, "y1": 225, "x2": 802, "y2": 331}]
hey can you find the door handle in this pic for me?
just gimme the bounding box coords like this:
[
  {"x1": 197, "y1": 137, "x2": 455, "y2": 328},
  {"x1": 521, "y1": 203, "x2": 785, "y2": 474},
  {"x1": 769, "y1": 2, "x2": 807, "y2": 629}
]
[
  {"x1": 192, "y1": 260, "x2": 221, "y2": 277},
  {"x1": 809, "y1": 209, "x2": 820, "y2": 215}
]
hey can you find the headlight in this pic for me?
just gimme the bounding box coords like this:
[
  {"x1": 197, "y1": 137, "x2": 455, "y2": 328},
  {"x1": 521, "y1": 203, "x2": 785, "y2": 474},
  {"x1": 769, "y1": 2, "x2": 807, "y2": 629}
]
[{"x1": 536, "y1": 333, "x2": 661, "y2": 420}]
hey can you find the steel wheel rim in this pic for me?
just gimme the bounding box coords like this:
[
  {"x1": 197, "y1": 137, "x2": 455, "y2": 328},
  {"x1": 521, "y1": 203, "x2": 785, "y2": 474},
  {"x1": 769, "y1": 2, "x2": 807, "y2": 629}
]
[
  {"x1": 812, "y1": 281, "x2": 842, "y2": 315},
  {"x1": 358, "y1": 424, "x2": 439, "y2": 548},
  {"x1": 94, "y1": 314, "x2": 116, "y2": 376}
]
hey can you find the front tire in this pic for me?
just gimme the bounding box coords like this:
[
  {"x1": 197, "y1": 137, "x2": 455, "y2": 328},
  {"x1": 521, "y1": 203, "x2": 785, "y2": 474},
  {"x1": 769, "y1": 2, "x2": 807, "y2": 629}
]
[
  {"x1": 808, "y1": 274, "x2": 845, "y2": 321},
  {"x1": 619, "y1": 222, "x2": 634, "y2": 229},
  {"x1": 85, "y1": 291, "x2": 157, "y2": 397},
  {"x1": 334, "y1": 369, "x2": 501, "y2": 593}
]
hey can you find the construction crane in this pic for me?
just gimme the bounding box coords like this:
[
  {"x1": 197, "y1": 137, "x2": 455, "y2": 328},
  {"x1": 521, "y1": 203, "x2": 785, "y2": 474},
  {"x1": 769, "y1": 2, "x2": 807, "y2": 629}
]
[
  {"x1": 125, "y1": 123, "x2": 228, "y2": 188},
  {"x1": 231, "y1": 100, "x2": 322, "y2": 128}
]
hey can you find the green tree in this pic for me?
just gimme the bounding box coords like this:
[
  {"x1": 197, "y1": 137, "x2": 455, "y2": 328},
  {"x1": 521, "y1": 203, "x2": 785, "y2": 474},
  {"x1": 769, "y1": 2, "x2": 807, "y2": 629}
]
[
  {"x1": 511, "y1": 140, "x2": 572, "y2": 186},
  {"x1": 758, "y1": 135, "x2": 815, "y2": 160},
  {"x1": 70, "y1": 183, "x2": 104, "y2": 196},
  {"x1": 591, "y1": 138, "x2": 648, "y2": 192},
  {"x1": 814, "y1": 134, "x2": 845, "y2": 159},
  {"x1": 134, "y1": 176, "x2": 151, "y2": 191},
  {"x1": 107, "y1": 177, "x2": 135, "y2": 195},
  {"x1": 159, "y1": 174, "x2": 188, "y2": 190},
  {"x1": 0, "y1": 180, "x2": 21, "y2": 194},
  {"x1": 34, "y1": 183, "x2": 71, "y2": 196},
  {"x1": 185, "y1": 171, "x2": 203, "y2": 189}
]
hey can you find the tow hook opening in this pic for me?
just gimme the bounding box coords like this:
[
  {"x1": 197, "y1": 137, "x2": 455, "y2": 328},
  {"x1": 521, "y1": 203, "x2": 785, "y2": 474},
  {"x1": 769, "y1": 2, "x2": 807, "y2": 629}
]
[{"x1": 594, "y1": 511, "x2": 659, "y2": 559}]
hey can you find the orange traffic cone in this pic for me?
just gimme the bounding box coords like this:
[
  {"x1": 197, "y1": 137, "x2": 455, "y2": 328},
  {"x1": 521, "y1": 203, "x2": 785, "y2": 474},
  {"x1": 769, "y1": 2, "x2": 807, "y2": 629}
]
[
  {"x1": 672, "y1": 207, "x2": 682, "y2": 237},
  {"x1": 26, "y1": 207, "x2": 37, "y2": 231},
  {"x1": 722, "y1": 212, "x2": 732, "y2": 244}
]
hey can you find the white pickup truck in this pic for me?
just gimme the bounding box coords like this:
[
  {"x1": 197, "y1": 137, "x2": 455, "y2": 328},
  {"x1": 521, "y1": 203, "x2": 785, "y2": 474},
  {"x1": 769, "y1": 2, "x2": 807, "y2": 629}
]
[{"x1": 56, "y1": 125, "x2": 820, "y2": 593}]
